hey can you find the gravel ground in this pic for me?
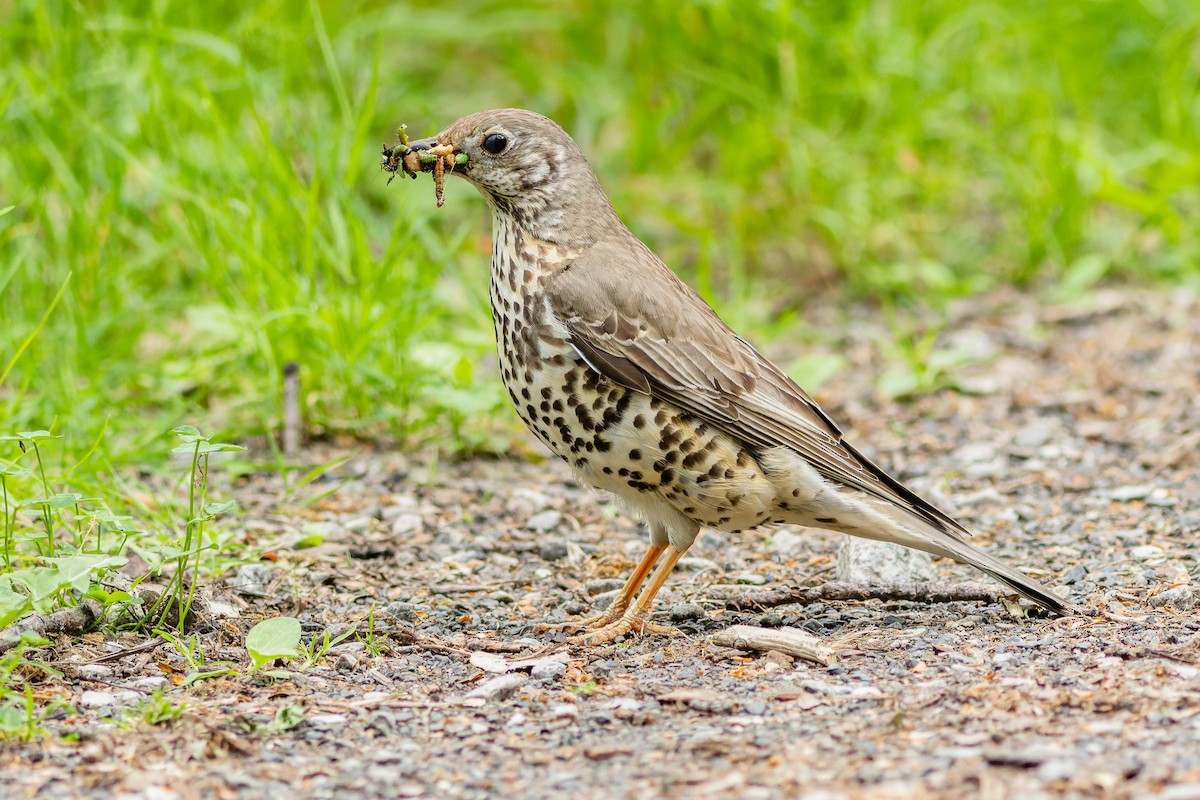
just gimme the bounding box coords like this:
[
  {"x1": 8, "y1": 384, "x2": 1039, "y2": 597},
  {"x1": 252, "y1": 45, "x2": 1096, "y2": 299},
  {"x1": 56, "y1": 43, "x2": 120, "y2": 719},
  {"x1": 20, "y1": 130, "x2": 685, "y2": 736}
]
[{"x1": 3, "y1": 288, "x2": 1199, "y2": 799}]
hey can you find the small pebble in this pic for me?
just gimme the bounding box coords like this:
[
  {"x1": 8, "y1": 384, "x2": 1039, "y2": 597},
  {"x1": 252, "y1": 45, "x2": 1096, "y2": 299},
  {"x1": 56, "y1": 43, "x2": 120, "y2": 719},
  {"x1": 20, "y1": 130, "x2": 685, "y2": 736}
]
[
  {"x1": 525, "y1": 510, "x2": 562, "y2": 532},
  {"x1": 384, "y1": 601, "x2": 418, "y2": 622},
  {"x1": 584, "y1": 578, "x2": 624, "y2": 596},
  {"x1": 1013, "y1": 420, "x2": 1056, "y2": 449},
  {"x1": 530, "y1": 659, "x2": 568, "y2": 682},
  {"x1": 538, "y1": 540, "x2": 570, "y2": 561},
  {"x1": 1063, "y1": 564, "x2": 1088, "y2": 584},
  {"x1": 466, "y1": 673, "x2": 527, "y2": 702},
  {"x1": 230, "y1": 564, "x2": 274, "y2": 596},
  {"x1": 591, "y1": 590, "x2": 621, "y2": 611},
  {"x1": 1106, "y1": 484, "x2": 1154, "y2": 502},
  {"x1": 837, "y1": 537, "x2": 935, "y2": 584},
  {"x1": 670, "y1": 603, "x2": 705, "y2": 622},
  {"x1": 1150, "y1": 586, "x2": 1196, "y2": 611}
]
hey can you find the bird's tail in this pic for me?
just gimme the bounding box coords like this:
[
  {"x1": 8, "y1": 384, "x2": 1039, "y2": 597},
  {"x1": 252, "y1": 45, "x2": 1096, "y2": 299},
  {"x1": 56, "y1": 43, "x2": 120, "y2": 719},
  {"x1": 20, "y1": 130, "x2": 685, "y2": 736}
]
[{"x1": 843, "y1": 499, "x2": 1076, "y2": 615}]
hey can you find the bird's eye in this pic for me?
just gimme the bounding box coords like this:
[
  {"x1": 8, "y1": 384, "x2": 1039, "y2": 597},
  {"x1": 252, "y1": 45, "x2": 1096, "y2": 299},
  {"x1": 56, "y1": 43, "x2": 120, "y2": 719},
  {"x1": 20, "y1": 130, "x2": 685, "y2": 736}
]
[{"x1": 482, "y1": 133, "x2": 508, "y2": 154}]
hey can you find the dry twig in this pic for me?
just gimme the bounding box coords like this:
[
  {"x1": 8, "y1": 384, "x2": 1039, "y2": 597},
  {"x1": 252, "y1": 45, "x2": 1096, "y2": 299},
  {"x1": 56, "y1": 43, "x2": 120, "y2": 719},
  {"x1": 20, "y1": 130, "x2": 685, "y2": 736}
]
[
  {"x1": 720, "y1": 581, "x2": 1012, "y2": 612},
  {"x1": 709, "y1": 625, "x2": 834, "y2": 665}
]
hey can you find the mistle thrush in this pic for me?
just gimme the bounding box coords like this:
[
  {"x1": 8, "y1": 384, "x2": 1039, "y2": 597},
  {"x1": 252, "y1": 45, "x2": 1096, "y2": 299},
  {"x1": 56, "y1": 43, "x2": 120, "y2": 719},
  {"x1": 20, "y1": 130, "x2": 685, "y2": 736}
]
[{"x1": 395, "y1": 108, "x2": 1073, "y2": 643}]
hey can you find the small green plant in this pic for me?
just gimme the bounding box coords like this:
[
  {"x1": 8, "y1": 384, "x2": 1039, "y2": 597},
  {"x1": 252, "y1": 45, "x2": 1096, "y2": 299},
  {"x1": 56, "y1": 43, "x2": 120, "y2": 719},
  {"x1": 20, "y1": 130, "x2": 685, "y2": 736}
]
[
  {"x1": 874, "y1": 314, "x2": 984, "y2": 401},
  {"x1": 140, "y1": 426, "x2": 244, "y2": 633},
  {"x1": 133, "y1": 686, "x2": 187, "y2": 726},
  {"x1": 246, "y1": 616, "x2": 301, "y2": 670},
  {"x1": 0, "y1": 633, "x2": 73, "y2": 742},
  {"x1": 239, "y1": 703, "x2": 306, "y2": 737},
  {"x1": 356, "y1": 606, "x2": 387, "y2": 657},
  {"x1": 299, "y1": 625, "x2": 357, "y2": 669}
]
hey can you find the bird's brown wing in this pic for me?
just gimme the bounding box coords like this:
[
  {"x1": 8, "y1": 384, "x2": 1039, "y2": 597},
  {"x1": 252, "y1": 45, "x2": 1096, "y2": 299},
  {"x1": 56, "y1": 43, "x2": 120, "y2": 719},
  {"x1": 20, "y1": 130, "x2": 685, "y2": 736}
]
[{"x1": 546, "y1": 238, "x2": 970, "y2": 539}]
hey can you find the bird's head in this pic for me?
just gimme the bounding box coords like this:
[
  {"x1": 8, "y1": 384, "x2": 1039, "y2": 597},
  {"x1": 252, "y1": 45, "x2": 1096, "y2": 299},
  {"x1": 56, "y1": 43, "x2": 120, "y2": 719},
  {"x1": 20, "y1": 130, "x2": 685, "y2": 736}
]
[{"x1": 404, "y1": 108, "x2": 620, "y2": 242}]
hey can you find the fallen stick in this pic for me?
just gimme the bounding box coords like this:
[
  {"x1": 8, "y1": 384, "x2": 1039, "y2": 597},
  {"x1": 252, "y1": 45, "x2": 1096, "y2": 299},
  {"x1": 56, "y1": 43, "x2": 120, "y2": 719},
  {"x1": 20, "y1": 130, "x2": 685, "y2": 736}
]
[
  {"x1": 720, "y1": 581, "x2": 1010, "y2": 612},
  {"x1": 0, "y1": 597, "x2": 103, "y2": 655},
  {"x1": 709, "y1": 625, "x2": 834, "y2": 665}
]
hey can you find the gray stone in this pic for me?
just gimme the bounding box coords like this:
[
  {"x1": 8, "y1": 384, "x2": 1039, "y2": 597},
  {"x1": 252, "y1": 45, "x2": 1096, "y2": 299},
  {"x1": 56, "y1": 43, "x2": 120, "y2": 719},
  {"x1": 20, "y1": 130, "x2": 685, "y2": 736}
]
[
  {"x1": 591, "y1": 590, "x2": 620, "y2": 611},
  {"x1": 836, "y1": 537, "x2": 935, "y2": 584},
  {"x1": 670, "y1": 603, "x2": 705, "y2": 622},
  {"x1": 584, "y1": 578, "x2": 624, "y2": 596},
  {"x1": 1150, "y1": 586, "x2": 1196, "y2": 611},
  {"x1": 1013, "y1": 420, "x2": 1056, "y2": 449},
  {"x1": 76, "y1": 664, "x2": 114, "y2": 681},
  {"x1": 465, "y1": 673, "x2": 527, "y2": 701},
  {"x1": 526, "y1": 509, "x2": 562, "y2": 532},
  {"x1": 384, "y1": 601, "x2": 418, "y2": 622},
  {"x1": 1106, "y1": 484, "x2": 1155, "y2": 502},
  {"x1": 530, "y1": 659, "x2": 567, "y2": 681},
  {"x1": 230, "y1": 564, "x2": 274, "y2": 596},
  {"x1": 538, "y1": 540, "x2": 570, "y2": 561}
]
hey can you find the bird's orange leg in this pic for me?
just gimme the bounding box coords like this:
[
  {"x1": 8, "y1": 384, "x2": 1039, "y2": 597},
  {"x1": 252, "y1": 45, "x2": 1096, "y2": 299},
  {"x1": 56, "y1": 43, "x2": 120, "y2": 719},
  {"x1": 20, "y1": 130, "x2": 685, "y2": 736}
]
[
  {"x1": 542, "y1": 543, "x2": 666, "y2": 634},
  {"x1": 571, "y1": 544, "x2": 686, "y2": 645}
]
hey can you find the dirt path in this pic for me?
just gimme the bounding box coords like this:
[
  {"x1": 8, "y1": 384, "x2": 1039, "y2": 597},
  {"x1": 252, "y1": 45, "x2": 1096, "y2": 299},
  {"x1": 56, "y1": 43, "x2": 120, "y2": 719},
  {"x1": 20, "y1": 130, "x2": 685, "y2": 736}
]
[{"x1": 4, "y1": 288, "x2": 1199, "y2": 799}]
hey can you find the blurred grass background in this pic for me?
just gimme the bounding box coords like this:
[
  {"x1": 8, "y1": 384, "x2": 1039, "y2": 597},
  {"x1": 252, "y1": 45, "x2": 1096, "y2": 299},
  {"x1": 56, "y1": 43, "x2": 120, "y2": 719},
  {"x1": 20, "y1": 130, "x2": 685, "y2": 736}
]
[{"x1": 2, "y1": 0, "x2": 1199, "y2": 462}]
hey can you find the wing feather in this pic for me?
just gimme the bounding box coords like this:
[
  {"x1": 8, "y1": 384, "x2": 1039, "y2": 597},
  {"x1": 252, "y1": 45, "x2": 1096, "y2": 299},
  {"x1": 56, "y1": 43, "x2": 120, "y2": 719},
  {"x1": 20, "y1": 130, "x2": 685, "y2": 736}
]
[{"x1": 547, "y1": 239, "x2": 969, "y2": 539}]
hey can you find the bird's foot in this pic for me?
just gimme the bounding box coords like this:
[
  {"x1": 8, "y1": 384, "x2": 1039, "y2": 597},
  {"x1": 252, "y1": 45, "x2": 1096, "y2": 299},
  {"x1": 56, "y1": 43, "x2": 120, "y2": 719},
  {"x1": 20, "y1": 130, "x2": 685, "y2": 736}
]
[
  {"x1": 536, "y1": 603, "x2": 629, "y2": 635},
  {"x1": 567, "y1": 611, "x2": 678, "y2": 645}
]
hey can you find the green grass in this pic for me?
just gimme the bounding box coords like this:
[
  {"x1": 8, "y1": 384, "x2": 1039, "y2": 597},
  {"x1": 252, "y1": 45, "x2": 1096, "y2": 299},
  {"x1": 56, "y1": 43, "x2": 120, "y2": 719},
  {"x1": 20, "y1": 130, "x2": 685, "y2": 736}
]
[{"x1": 3, "y1": 0, "x2": 1198, "y2": 462}]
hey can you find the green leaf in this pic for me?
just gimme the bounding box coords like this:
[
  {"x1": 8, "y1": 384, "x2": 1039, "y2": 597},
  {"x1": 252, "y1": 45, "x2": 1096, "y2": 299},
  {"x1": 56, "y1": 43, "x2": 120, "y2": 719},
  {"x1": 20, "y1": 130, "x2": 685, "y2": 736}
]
[
  {"x1": 182, "y1": 668, "x2": 237, "y2": 687},
  {"x1": 170, "y1": 425, "x2": 205, "y2": 443},
  {"x1": 292, "y1": 532, "x2": 325, "y2": 549},
  {"x1": 202, "y1": 500, "x2": 237, "y2": 516},
  {"x1": 0, "y1": 205, "x2": 15, "y2": 218},
  {"x1": 79, "y1": 507, "x2": 132, "y2": 530},
  {"x1": 43, "y1": 554, "x2": 127, "y2": 593},
  {"x1": 0, "y1": 581, "x2": 32, "y2": 629},
  {"x1": 21, "y1": 491, "x2": 84, "y2": 510},
  {"x1": 171, "y1": 441, "x2": 246, "y2": 456},
  {"x1": 15, "y1": 431, "x2": 60, "y2": 442},
  {"x1": 0, "y1": 461, "x2": 30, "y2": 477},
  {"x1": 6, "y1": 567, "x2": 66, "y2": 613},
  {"x1": 246, "y1": 617, "x2": 301, "y2": 668},
  {"x1": 0, "y1": 705, "x2": 24, "y2": 734}
]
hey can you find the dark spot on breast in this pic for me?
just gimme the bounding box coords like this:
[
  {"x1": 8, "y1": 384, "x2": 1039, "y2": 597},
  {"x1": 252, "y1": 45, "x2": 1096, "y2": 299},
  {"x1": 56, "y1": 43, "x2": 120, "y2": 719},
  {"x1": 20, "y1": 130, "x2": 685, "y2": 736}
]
[
  {"x1": 633, "y1": 415, "x2": 646, "y2": 429},
  {"x1": 815, "y1": 517, "x2": 838, "y2": 524},
  {"x1": 629, "y1": 449, "x2": 641, "y2": 460}
]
